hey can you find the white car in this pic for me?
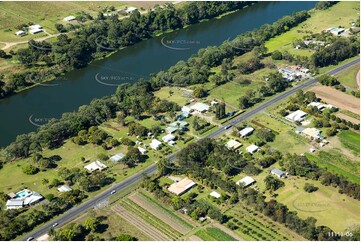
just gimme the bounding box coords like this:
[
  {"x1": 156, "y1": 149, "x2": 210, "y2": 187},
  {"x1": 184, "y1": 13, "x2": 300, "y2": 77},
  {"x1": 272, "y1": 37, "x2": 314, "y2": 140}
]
[
  {"x1": 52, "y1": 223, "x2": 58, "y2": 228},
  {"x1": 110, "y1": 190, "x2": 116, "y2": 195},
  {"x1": 26, "y1": 237, "x2": 34, "y2": 241}
]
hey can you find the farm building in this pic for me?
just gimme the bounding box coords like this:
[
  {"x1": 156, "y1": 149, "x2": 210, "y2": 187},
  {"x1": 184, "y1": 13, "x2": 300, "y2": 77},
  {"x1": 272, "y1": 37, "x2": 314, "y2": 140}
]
[
  {"x1": 125, "y1": 6, "x2": 137, "y2": 13},
  {"x1": 150, "y1": 139, "x2": 162, "y2": 150},
  {"x1": 236, "y1": 176, "x2": 256, "y2": 188},
  {"x1": 270, "y1": 168, "x2": 287, "y2": 178},
  {"x1": 110, "y1": 153, "x2": 125, "y2": 162},
  {"x1": 162, "y1": 134, "x2": 176, "y2": 143},
  {"x1": 168, "y1": 177, "x2": 196, "y2": 196},
  {"x1": 246, "y1": 144, "x2": 259, "y2": 153},
  {"x1": 63, "y1": 16, "x2": 76, "y2": 21},
  {"x1": 29, "y1": 28, "x2": 43, "y2": 34},
  {"x1": 138, "y1": 147, "x2": 147, "y2": 155},
  {"x1": 225, "y1": 140, "x2": 242, "y2": 150},
  {"x1": 182, "y1": 106, "x2": 192, "y2": 113},
  {"x1": 6, "y1": 189, "x2": 43, "y2": 210},
  {"x1": 286, "y1": 110, "x2": 307, "y2": 122},
  {"x1": 301, "y1": 127, "x2": 324, "y2": 140},
  {"x1": 239, "y1": 127, "x2": 254, "y2": 137},
  {"x1": 326, "y1": 27, "x2": 345, "y2": 36},
  {"x1": 210, "y1": 191, "x2": 221, "y2": 199},
  {"x1": 84, "y1": 160, "x2": 107, "y2": 172},
  {"x1": 190, "y1": 103, "x2": 210, "y2": 113},
  {"x1": 57, "y1": 185, "x2": 72, "y2": 192},
  {"x1": 307, "y1": 102, "x2": 336, "y2": 111},
  {"x1": 15, "y1": 30, "x2": 25, "y2": 36}
]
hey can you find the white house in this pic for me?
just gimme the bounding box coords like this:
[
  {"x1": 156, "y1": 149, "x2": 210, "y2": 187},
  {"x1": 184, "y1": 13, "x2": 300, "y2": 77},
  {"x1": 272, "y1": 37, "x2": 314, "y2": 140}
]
[
  {"x1": 162, "y1": 134, "x2": 175, "y2": 143},
  {"x1": 286, "y1": 110, "x2": 307, "y2": 122},
  {"x1": 57, "y1": 185, "x2": 72, "y2": 192},
  {"x1": 270, "y1": 168, "x2": 287, "y2": 178},
  {"x1": 63, "y1": 16, "x2": 76, "y2": 22},
  {"x1": 125, "y1": 7, "x2": 137, "y2": 13},
  {"x1": 307, "y1": 102, "x2": 336, "y2": 111},
  {"x1": 15, "y1": 30, "x2": 25, "y2": 36},
  {"x1": 84, "y1": 160, "x2": 107, "y2": 172},
  {"x1": 210, "y1": 191, "x2": 221, "y2": 199},
  {"x1": 246, "y1": 144, "x2": 259, "y2": 153},
  {"x1": 190, "y1": 103, "x2": 210, "y2": 113},
  {"x1": 226, "y1": 140, "x2": 242, "y2": 150},
  {"x1": 6, "y1": 189, "x2": 43, "y2": 210},
  {"x1": 110, "y1": 153, "x2": 125, "y2": 162},
  {"x1": 150, "y1": 139, "x2": 162, "y2": 150},
  {"x1": 138, "y1": 147, "x2": 147, "y2": 155},
  {"x1": 239, "y1": 127, "x2": 254, "y2": 137},
  {"x1": 168, "y1": 177, "x2": 196, "y2": 196},
  {"x1": 236, "y1": 176, "x2": 256, "y2": 188}
]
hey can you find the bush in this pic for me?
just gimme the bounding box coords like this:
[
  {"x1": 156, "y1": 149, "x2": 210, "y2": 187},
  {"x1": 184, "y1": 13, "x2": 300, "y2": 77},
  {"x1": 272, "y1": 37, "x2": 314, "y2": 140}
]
[
  {"x1": 304, "y1": 183, "x2": 318, "y2": 193},
  {"x1": 22, "y1": 163, "x2": 39, "y2": 175}
]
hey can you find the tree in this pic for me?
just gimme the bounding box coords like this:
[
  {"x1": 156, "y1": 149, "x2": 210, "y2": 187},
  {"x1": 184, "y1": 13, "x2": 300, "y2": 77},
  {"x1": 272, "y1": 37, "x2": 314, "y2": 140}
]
[
  {"x1": 115, "y1": 234, "x2": 137, "y2": 241},
  {"x1": 264, "y1": 175, "x2": 284, "y2": 191},
  {"x1": 304, "y1": 183, "x2": 318, "y2": 193},
  {"x1": 193, "y1": 87, "x2": 207, "y2": 98},
  {"x1": 22, "y1": 163, "x2": 38, "y2": 175},
  {"x1": 0, "y1": 50, "x2": 6, "y2": 58},
  {"x1": 238, "y1": 96, "x2": 251, "y2": 109},
  {"x1": 84, "y1": 217, "x2": 99, "y2": 232},
  {"x1": 271, "y1": 50, "x2": 283, "y2": 60}
]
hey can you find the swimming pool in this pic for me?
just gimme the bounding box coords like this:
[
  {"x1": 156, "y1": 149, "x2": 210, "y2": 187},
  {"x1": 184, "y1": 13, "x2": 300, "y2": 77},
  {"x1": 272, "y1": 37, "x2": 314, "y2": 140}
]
[{"x1": 16, "y1": 190, "x2": 31, "y2": 198}]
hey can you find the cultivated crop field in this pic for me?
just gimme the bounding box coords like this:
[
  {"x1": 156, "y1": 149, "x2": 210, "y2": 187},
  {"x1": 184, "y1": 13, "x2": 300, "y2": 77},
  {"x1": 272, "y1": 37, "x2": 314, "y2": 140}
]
[
  {"x1": 129, "y1": 191, "x2": 194, "y2": 234},
  {"x1": 309, "y1": 85, "x2": 360, "y2": 115},
  {"x1": 195, "y1": 227, "x2": 237, "y2": 241}
]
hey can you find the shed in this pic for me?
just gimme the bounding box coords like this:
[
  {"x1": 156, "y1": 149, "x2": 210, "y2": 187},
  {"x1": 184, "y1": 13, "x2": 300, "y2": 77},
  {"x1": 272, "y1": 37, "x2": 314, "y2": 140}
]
[
  {"x1": 236, "y1": 176, "x2": 256, "y2": 188},
  {"x1": 110, "y1": 153, "x2": 125, "y2": 162},
  {"x1": 246, "y1": 144, "x2": 259, "y2": 153},
  {"x1": 270, "y1": 168, "x2": 287, "y2": 178}
]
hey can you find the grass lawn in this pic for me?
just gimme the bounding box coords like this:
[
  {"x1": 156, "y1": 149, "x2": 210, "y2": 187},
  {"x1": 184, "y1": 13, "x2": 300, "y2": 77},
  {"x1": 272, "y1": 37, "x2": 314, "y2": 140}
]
[
  {"x1": 335, "y1": 64, "x2": 360, "y2": 89},
  {"x1": 272, "y1": 176, "x2": 360, "y2": 232},
  {"x1": 195, "y1": 227, "x2": 237, "y2": 241},
  {"x1": 265, "y1": 1, "x2": 360, "y2": 56},
  {"x1": 154, "y1": 86, "x2": 192, "y2": 106},
  {"x1": 338, "y1": 130, "x2": 360, "y2": 156}
]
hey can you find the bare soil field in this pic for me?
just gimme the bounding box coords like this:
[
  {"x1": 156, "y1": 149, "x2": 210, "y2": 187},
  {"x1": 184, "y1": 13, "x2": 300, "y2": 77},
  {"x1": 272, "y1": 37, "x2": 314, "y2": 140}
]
[
  {"x1": 309, "y1": 85, "x2": 360, "y2": 115},
  {"x1": 336, "y1": 113, "x2": 360, "y2": 125},
  {"x1": 112, "y1": 204, "x2": 169, "y2": 241},
  {"x1": 188, "y1": 235, "x2": 203, "y2": 241},
  {"x1": 129, "y1": 192, "x2": 193, "y2": 234}
]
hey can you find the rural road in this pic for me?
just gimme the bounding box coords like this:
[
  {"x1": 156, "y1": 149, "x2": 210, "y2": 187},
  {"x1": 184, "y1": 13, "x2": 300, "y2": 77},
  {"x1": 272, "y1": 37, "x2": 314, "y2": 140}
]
[{"x1": 19, "y1": 57, "x2": 360, "y2": 241}]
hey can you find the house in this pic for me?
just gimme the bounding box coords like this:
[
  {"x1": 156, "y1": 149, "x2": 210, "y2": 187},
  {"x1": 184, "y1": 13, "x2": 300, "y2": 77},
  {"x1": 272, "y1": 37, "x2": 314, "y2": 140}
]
[
  {"x1": 162, "y1": 134, "x2": 176, "y2": 143},
  {"x1": 29, "y1": 28, "x2": 43, "y2": 34},
  {"x1": 225, "y1": 140, "x2": 242, "y2": 150},
  {"x1": 6, "y1": 189, "x2": 43, "y2": 210},
  {"x1": 182, "y1": 106, "x2": 192, "y2": 113},
  {"x1": 211, "y1": 100, "x2": 219, "y2": 106},
  {"x1": 168, "y1": 177, "x2": 196, "y2": 196},
  {"x1": 138, "y1": 147, "x2": 147, "y2": 155},
  {"x1": 84, "y1": 160, "x2": 107, "y2": 172},
  {"x1": 307, "y1": 102, "x2": 336, "y2": 111},
  {"x1": 239, "y1": 127, "x2": 254, "y2": 137},
  {"x1": 57, "y1": 185, "x2": 72, "y2": 192},
  {"x1": 190, "y1": 103, "x2": 210, "y2": 113},
  {"x1": 301, "y1": 127, "x2": 323, "y2": 140},
  {"x1": 150, "y1": 139, "x2": 162, "y2": 150},
  {"x1": 270, "y1": 168, "x2": 287, "y2": 178},
  {"x1": 246, "y1": 144, "x2": 259, "y2": 153},
  {"x1": 104, "y1": 12, "x2": 118, "y2": 17},
  {"x1": 169, "y1": 121, "x2": 189, "y2": 129},
  {"x1": 110, "y1": 153, "x2": 125, "y2": 162},
  {"x1": 63, "y1": 16, "x2": 76, "y2": 22},
  {"x1": 236, "y1": 176, "x2": 256, "y2": 188},
  {"x1": 210, "y1": 191, "x2": 221, "y2": 199},
  {"x1": 15, "y1": 30, "x2": 25, "y2": 36},
  {"x1": 125, "y1": 7, "x2": 137, "y2": 13},
  {"x1": 304, "y1": 40, "x2": 325, "y2": 46},
  {"x1": 326, "y1": 27, "x2": 345, "y2": 36},
  {"x1": 29, "y1": 24, "x2": 42, "y2": 30},
  {"x1": 166, "y1": 126, "x2": 178, "y2": 134},
  {"x1": 285, "y1": 110, "x2": 307, "y2": 122}
]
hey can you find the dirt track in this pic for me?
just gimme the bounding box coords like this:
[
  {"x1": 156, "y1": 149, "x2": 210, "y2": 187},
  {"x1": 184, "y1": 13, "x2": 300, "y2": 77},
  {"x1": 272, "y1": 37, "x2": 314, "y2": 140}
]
[
  {"x1": 336, "y1": 113, "x2": 360, "y2": 124},
  {"x1": 309, "y1": 85, "x2": 360, "y2": 115}
]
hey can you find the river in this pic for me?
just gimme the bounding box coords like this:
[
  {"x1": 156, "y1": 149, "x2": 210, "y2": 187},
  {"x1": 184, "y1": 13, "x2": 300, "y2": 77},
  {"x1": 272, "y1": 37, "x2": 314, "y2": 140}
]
[{"x1": 0, "y1": 1, "x2": 316, "y2": 147}]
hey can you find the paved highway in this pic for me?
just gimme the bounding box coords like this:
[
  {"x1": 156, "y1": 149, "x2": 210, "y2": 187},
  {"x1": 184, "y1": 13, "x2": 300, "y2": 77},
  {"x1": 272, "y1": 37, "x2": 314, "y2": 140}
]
[{"x1": 20, "y1": 57, "x2": 359, "y2": 241}]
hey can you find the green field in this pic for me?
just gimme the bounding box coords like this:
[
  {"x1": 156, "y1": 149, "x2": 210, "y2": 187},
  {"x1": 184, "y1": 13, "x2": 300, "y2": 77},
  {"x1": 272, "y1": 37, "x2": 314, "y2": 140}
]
[
  {"x1": 273, "y1": 176, "x2": 360, "y2": 232},
  {"x1": 265, "y1": 1, "x2": 360, "y2": 56},
  {"x1": 338, "y1": 130, "x2": 360, "y2": 155},
  {"x1": 195, "y1": 227, "x2": 236, "y2": 241},
  {"x1": 335, "y1": 65, "x2": 360, "y2": 89}
]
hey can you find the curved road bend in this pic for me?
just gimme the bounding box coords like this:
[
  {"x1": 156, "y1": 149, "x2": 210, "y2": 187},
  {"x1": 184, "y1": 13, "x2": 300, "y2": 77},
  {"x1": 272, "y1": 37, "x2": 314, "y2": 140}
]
[{"x1": 20, "y1": 57, "x2": 359, "y2": 241}]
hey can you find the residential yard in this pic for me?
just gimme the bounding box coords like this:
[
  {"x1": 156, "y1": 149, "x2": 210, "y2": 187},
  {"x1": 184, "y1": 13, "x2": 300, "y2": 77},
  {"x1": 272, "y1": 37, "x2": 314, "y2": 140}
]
[{"x1": 265, "y1": 1, "x2": 360, "y2": 56}]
